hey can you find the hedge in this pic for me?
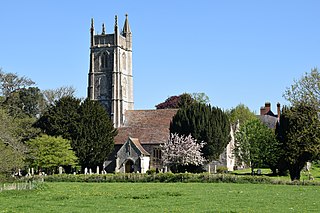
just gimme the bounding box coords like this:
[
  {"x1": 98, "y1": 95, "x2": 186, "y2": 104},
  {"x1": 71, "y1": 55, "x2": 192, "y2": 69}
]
[{"x1": 22, "y1": 173, "x2": 320, "y2": 186}]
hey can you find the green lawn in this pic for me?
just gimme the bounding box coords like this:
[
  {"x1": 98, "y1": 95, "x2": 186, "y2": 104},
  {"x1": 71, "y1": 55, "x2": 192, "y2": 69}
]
[{"x1": 1, "y1": 182, "x2": 320, "y2": 212}]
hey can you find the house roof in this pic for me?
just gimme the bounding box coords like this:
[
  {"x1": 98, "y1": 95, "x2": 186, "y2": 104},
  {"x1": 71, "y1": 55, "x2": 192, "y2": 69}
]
[
  {"x1": 258, "y1": 115, "x2": 278, "y2": 129},
  {"x1": 115, "y1": 109, "x2": 178, "y2": 145},
  {"x1": 129, "y1": 137, "x2": 150, "y2": 155}
]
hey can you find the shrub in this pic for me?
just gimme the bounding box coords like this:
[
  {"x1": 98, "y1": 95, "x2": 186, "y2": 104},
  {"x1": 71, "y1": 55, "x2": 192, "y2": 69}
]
[{"x1": 216, "y1": 166, "x2": 228, "y2": 174}]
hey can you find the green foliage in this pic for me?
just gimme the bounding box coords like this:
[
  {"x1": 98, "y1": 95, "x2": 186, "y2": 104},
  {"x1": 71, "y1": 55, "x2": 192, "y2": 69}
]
[
  {"x1": 191, "y1": 92, "x2": 210, "y2": 105},
  {"x1": 35, "y1": 97, "x2": 117, "y2": 170},
  {"x1": 34, "y1": 96, "x2": 81, "y2": 140},
  {"x1": 276, "y1": 105, "x2": 320, "y2": 180},
  {"x1": 0, "y1": 108, "x2": 28, "y2": 175},
  {"x1": 227, "y1": 103, "x2": 257, "y2": 125},
  {"x1": 2, "y1": 87, "x2": 43, "y2": 118},
  {"x1": 284, "y1": 68, "x2": 320, "y2": 110},
  {"x1": 26, "y1": 135, "x2": 77, "y2": 174},
  {"x1": 0, "y1": 142, "x2": 25, "y2": 176},
  {"x1": 0, "y1": 69, "x2": 35, "y2": 98},
  {"x1": 235, "y1": 119, "x2": 279, "y2": 173},
  {"x1": 170, "y1": 103, "x2": 230, "y2": 160},
  {"x1": 216, "y1": 166, "x2": 228, "y2": 174},
  {"x1": 72, "y1": 99, "x2": 117, "y2": 169}
]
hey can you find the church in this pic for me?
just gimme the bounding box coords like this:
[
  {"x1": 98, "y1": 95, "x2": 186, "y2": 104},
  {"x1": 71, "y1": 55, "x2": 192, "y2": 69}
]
[{"x1": 87, "y1": 15, "x2": 235, "y2": 173}]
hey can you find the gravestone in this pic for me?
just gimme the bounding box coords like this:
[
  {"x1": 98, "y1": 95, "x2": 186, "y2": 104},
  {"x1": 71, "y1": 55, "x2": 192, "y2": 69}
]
[
  {"x1": 31, "y1": 168, "x2": 34, "y2": 176},
  {"x1": 89, "y1": 168, "x2": 92, "y2": 175},
  {"x1": 84, "y1": 167, "x2": 88, "y2": 175},
  {"x1": 59, "y1": 166, "x2": 63, "y2": 174},
  {"x1": 96, "y1": 166, "x2": 100, "y2": 174}
]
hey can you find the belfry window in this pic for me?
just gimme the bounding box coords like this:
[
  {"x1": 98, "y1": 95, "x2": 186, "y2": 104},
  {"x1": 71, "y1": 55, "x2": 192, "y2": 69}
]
[
  {"x1": 101, "y1": 52, "x2": 109, "y2": 69},
  {"x1": 122, "y1": 52, "x2": 126, "y2": 70}
]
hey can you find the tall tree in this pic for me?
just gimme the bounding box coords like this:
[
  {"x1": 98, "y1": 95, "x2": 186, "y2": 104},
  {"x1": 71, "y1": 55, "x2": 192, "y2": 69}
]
[
  {"x1": 2, "y1": 87, "x2": 43, "y2": 118},
  {"x1": 34, "y1": 96, "x2": 81, "y2": 140},
  {"x1": 170, "y1": 103, "x2": 230, "y2": 160},
  {"x1": 160, "y1": 133, "x2": 206, "y2": 173},
  {"x1": 26, "y1": 135, "x2": 77, "y2": 174},
  {"x1": 284, "y1": 68, "x2": 320, "y2": 110},
  {"x1": 72, "y1": 99, "x2": 117, "y2": 170},
  {"x1": 276, "y1": 105, "x2": 320, "y2": 180},
  {"x1": 0, "y1": 69, "x2": 35, "y2": 98},
  {"x1": 227, "y1": 104, "x2": 257, "y2": 125},
  {"x1": 0, "y1": 109, "x2": 27, "y2": 176},
  {"x1": 155, "y1": 93, "x2": 194, "y2": 109},
  {"x1": 234, "y1": 119, "x2": 279, "y2": 174},
  {"x1": 42, "y1": 86, "x2": 76, "y2": 108}
]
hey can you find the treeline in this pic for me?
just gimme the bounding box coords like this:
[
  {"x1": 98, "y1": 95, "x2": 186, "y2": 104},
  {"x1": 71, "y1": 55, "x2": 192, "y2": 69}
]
[{"x1": 0, "y1": 69, "x2": 116, "y2": 179}]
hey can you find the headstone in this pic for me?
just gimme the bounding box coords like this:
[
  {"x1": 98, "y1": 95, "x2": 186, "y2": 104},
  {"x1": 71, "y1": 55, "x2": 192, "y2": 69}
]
[
  {"x1": 89, "y1": 168, "x2": 92, "y2": 175},
  {"x1": 214, "y1": 165, "x2": 217, "y2": 174},
  {"x1": 84, "y1": 167, "x2": 88, "y2": 175},
  {"x1": 208, "y1": 164, "x2": 211, "y2": 174},
  {"x1": 73, "y1": 172, "x2": 76, "y2": 175},
  {"x1": 31, "y1": 168, "x2": 34, "y2": 176},
  {"x1": 96, "y1": 166, "x2": 99, "y2": 174},
  {"x1": 59, "y1": 166, "x2": 63, "y2": 175},
  {"x1": 28, "y1": 168, "x2": 31, "y2": 176},
  {"x1": 306, "y1": 162, "x2": 312, "y2": 171},
  {"x1": 257, "y1": 169, "x2": 261, "y2": 175}
]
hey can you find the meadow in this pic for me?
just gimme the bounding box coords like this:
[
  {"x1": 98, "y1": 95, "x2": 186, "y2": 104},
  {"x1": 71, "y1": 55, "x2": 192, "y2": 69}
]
[{"x1": 0, "y1": 182, "x2": 319, "y2": 212}]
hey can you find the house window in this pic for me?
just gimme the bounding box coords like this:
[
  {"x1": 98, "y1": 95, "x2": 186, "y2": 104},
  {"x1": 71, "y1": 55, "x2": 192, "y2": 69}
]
[{"x1": 153, "y1": 147, "x2": 161, "y2": 160}]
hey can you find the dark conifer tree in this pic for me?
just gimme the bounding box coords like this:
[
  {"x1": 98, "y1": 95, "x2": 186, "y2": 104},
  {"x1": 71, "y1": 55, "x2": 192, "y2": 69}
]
[
  {"x1": 170, "y1": 103, "x2": 230, "y2": 161},
  {"x1": 72, "y1": 99, "x2": 117, "y2": 170}
]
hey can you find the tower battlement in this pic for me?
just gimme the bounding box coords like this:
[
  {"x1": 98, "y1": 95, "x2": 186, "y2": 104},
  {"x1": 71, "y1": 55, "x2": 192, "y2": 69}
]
[{"x1": 87, "y1": 15, "x2": 134, "y2": 128}]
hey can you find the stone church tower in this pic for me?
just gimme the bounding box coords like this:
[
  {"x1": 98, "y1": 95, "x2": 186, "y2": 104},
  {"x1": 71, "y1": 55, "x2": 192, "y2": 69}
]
[{"x1": 87, "y1": 15, "x2": 134, "y2": 127}]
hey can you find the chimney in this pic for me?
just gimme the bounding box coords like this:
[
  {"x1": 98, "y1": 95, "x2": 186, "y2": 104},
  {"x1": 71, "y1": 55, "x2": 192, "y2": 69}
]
[
  {"x1": 260, "y1": 107, "x2": 265, "y2": 115},
  {"x1": 265, "y1": 102, "x2": 271, "y2": 113},
  {"x1": 277, "y1": 102, "x2": 281, "y2": 120}
]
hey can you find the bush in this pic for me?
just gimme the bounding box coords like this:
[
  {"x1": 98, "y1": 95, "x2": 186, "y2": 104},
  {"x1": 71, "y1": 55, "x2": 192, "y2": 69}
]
[
  {"x1": 20, "y1": 173, "x2": 320, "y2": 186},
  {"x1": 216, "y1": 166, "x2": 228, "y2": 174}
]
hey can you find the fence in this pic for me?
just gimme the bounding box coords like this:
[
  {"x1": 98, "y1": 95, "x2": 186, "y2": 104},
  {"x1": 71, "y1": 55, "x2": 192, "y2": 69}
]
[{"x1": 0, "y1": 181, "x2": 38, "y2": 192}]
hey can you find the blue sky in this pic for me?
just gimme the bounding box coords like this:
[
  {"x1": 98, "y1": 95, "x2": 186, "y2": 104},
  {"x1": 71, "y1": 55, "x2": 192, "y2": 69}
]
[{"x1": 1, "y1": 1, "x2": 319, "y2": 113}]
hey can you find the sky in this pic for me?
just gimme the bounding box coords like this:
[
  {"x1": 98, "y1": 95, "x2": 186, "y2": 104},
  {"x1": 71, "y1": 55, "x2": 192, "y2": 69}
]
[{"x1": 1, "y1": 1, "x2": 320, "y2": 113}]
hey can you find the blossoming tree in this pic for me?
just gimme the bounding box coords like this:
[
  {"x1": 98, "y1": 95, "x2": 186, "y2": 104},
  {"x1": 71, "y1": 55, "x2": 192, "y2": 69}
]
[{"x1": 160, "y1": 133, "x2": 206, "y2": 172}]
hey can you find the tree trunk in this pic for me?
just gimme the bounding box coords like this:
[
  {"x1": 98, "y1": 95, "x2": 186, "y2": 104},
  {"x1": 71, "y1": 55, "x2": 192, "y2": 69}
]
[{"x1": 289, "y1": 163, "x2": 303, "y2": 181}]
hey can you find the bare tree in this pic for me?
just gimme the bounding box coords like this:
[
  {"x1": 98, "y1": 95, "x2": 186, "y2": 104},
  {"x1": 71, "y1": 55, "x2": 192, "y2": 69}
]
[
  {"x1": 0, "y1": 68, "x2": 35, "y2": 97},
  {"x1": 42, "y1": 86, "x2": 76, "y2": 107}
]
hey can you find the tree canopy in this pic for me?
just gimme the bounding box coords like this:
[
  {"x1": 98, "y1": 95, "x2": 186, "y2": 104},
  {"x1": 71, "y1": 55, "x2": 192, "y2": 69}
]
[
  {"x1": 160, "y1": 133, "x2": 206, "y2": 173},
  {"x1": 227, "y1": 104, "x2": 257, "y2": 125},
  {"x1": 72, "y1": 99, "x2": 117, "y2": 170},
  {"x1": 170, "y1": 103, "x2": 230, "y2": 161},
  {"x1": 276, "y1": 105, "x2": 320, "y2": 180},
  {"x1": 35, "y1": 97, "x2": 117, "y2": 170},
  {"x1": 284, "y1": 68, "x2": 320, "y2": 110},
  {"x1": 26, "y1": 135, "x2": 77, "y2": 174},
  {"x1": 234, "y1": 119, "x2": 279, "y2": 174}
]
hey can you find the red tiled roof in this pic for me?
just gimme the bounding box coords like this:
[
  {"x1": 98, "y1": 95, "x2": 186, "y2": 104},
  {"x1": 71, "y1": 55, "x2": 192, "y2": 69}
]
[
  {"x1": 129, "y1": 137, "x2": 150, "y2": 155},
  {"x1": 115, "y1": 109, "x2": 178, "y2": 145}
]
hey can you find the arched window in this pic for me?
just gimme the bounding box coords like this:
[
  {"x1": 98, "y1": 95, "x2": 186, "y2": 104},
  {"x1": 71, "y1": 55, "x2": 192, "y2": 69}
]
[
  {"x1": 122, "y1": 52, "x2": 126, "y2": 70},
  {"x1": 101, "y1": 52, "x2": 110, "y2": 69}
]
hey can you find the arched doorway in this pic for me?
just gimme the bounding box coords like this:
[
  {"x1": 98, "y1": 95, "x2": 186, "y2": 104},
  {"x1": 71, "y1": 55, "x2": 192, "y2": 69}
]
[{"x1": 125, "y1": 160, "x2": 134, "y2": 173}]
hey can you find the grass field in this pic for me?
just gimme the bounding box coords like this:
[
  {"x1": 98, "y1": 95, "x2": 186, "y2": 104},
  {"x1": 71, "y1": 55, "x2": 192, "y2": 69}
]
[{"x1": 0, "y1": 182, "x2": 319, "y2": 212}]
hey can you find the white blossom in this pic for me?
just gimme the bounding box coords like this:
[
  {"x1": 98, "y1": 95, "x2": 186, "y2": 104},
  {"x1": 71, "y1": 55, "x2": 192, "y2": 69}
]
[{"x1": 160, "y1": 133, "x2": 206, "y2": 167}]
